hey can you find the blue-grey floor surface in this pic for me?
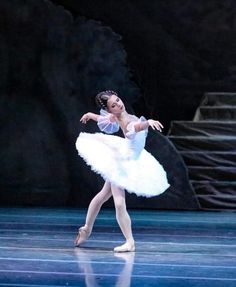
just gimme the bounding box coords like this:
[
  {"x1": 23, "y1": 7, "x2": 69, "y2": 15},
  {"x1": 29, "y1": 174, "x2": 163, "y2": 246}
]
[{"x1": 0, "y1": 207, "x2": 235, "y2": 287}]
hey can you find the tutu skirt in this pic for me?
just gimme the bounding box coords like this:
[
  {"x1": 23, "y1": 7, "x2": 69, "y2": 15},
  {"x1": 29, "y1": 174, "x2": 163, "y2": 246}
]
[{"x1": 76, "y1": 132, "x2": 170, "y2": 197}]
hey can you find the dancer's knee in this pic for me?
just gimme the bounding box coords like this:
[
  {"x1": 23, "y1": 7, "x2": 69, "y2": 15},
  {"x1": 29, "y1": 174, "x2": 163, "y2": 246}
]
[
  {"x1": 114, "y1": 197, "x2": 126, "y2": 213},
  {"x1": 94, "y1": 186, "x2": 111, "y2": 205},
  {"x1": 92, "y1": 192, "x2": 109, "y2": 206}
]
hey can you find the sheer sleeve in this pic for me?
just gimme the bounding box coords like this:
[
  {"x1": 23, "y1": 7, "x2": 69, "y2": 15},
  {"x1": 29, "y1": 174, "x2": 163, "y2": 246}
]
[{"x1": 97, "y1": 109, "x2": 120, "y2": 134}]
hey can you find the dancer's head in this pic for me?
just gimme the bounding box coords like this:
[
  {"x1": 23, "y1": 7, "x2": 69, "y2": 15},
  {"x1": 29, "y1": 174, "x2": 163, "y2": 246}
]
[{"x1": 95, "y1": 90, "x2": 125, "y2": 115}]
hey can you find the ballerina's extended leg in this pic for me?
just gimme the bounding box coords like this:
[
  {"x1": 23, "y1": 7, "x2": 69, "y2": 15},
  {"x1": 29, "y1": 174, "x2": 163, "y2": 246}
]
[{"x1": 75, "y1": 181, "x2": 112, "y2": 246}]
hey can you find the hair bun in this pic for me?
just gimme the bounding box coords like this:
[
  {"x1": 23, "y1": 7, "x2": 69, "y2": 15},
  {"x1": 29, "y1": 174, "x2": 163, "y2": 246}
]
[{"x1": 95, "y1": 90, "x2": 118, "y2": 109}]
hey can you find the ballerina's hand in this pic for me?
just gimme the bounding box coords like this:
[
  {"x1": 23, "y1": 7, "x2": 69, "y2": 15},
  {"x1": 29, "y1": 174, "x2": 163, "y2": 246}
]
[
  {"x1": 148, "y1": 119, "x2": 164, "y2": 132},
  {"x1": 80, "y1": 113, "x2": 91, "y2": 124}
]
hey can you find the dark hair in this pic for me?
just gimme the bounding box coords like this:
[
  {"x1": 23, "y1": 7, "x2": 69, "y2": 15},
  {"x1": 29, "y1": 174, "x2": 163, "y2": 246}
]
[{"x1": 95, "y1": 90, "x2": 118, "y2": 110}]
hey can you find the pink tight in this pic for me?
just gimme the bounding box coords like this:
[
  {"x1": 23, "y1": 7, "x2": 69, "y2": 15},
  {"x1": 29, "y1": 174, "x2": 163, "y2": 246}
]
[{"x1": 82, "y1": 180, "x2": 134, "y2": 247}]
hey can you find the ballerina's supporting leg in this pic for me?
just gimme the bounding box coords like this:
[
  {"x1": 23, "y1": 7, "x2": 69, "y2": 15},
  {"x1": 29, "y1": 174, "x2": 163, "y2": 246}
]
[
  {"x1": 75, "y1": 180, "x2": 112, "y2": 246},
  {"x1": 111, "y1": 184, "x2": 135, "y2": 252}
]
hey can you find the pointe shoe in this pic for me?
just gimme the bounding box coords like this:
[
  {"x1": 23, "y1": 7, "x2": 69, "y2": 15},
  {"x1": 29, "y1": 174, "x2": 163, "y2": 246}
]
[
  {"x1": 114, "y1": 242, "x2": 135, "y2": 253},
  {"x1": 74, "y1": 226, "x2": 90, "y2": 247}
]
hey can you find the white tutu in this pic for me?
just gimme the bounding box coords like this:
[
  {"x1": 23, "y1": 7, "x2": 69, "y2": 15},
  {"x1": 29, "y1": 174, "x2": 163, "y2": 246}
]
[{"x1": 76, "y1": 131, "x2": 170, "y2": 197}]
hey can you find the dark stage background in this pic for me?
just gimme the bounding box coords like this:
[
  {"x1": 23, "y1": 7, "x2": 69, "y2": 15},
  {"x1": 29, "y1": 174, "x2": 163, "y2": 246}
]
[{"x1": 0, "y1": 0, "x2": 235, "y2": 209}]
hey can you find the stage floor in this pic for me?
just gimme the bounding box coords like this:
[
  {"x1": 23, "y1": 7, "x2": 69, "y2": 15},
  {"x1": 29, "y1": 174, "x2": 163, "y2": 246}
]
[{"x1": 0, "y1": 207, "x2": 235, "y2": 286}]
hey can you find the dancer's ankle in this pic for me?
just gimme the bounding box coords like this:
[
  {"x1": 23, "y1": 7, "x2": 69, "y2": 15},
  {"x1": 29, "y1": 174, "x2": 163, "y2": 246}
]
[
  {"x1": 127, "y1": 238, "x2": 135, "y2": 246},
  {"x1": 83, "y1": 224, "x2": 91, "y2": 235}
]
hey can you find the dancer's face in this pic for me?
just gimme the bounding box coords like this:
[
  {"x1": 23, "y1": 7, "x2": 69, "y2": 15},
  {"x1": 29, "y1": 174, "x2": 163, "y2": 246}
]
[{"x1": 107, "y1": 94, "x2": 125, "y2": 115}]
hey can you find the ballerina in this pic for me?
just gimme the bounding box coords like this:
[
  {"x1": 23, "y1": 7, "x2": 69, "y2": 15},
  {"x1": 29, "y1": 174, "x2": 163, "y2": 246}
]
[{"x1": 75, "y1": 90, "x2": 169, "y2": 252}]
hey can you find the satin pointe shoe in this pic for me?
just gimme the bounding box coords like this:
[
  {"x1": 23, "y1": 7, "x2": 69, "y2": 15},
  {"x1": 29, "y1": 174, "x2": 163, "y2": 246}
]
[
  {"x1": 74, "y1": 226, "x2": 91, "y2": 247},
  {"x1": 114, "y1": 242, "x2": 135, "y2": 253}
]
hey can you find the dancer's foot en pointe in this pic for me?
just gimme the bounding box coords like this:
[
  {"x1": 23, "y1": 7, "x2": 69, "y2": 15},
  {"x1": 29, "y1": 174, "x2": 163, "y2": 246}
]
[
  {"x1": 114, "y1": 241, "x2": 135, "y2": 253},
  {"x1": 74, "y1": 225, "x2": 91, "y2": 247}
]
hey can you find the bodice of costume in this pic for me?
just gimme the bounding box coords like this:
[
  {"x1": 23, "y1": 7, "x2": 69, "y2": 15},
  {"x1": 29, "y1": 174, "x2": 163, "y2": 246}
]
[{"x1": 97, "y1": 109, "x2": 148, "y2": 159}]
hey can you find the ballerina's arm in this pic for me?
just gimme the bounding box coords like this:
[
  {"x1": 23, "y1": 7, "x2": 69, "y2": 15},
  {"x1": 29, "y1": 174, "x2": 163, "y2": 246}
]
[
  {"x1": 80, "y1": 112, "x2": 100, "y2": 123},
  {"x1": 134, "y1": 119, "x2": 164, "y2": 132},
  {"x1": 125, "y1": 117, "x2": 163, "y2": 139},
  {"x1": 80, "y1": 110, "x2": 119, "y2": 134}
]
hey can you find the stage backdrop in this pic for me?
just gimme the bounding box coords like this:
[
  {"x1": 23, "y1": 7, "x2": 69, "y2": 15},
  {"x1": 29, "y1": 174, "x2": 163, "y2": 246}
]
[
  {"x1": 1, "y1": 0, "x2": 235, "y2": 209},
  {"x1": 52, "y1": 0, "x2": 236, "y2": 128}
]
